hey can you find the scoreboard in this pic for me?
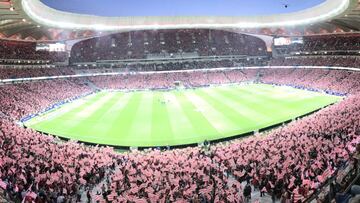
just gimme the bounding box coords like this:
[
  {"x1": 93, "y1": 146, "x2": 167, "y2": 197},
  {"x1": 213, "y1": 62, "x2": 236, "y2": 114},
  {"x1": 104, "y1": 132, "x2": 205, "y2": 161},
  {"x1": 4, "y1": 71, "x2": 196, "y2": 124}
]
[
  {"x1": 274, "y1": 37, "x2": 303, "y2": 46},
  {"x1": 36, "y1": 42, "x2": 66, "y2": 52}
]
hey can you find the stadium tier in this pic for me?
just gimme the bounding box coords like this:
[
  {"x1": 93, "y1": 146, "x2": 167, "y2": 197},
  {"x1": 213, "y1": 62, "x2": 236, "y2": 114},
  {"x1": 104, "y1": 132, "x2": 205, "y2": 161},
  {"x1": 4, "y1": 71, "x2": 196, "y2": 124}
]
[
  {"x1": 0, "y1": 66, "x2": 75, "y2": 79},
  {"x1": 269, "y1": 56, "x2": 360, "y2": 68},
  {"x1": 281, "y1": 34, "x2": 360, "y2": 53},
  {"x1": 0, "y1": 39, "x2": 67, "y2": 64},
  {"x1": 70, "y1": 29, "x2": 268, "y2": 63},
  {"x1": 0, "y1": 0, "x2": 360, "y2": 202}
]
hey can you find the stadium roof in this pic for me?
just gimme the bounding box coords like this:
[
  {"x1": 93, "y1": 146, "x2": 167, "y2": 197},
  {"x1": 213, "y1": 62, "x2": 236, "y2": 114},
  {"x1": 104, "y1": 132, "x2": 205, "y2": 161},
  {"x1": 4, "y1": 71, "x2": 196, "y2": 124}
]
[
  {"x1": 0, "y1": 0, "x2": 359, "y2": 41},
  {"x1": 40, "y1": 0, "x2": 327, "y2": 17}
]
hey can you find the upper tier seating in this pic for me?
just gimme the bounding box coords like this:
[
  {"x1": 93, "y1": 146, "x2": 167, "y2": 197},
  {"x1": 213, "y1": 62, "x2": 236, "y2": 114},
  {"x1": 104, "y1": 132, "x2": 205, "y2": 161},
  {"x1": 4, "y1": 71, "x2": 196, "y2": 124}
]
[
  {"x1": 70, "y1": 29, "x2": 267, "y2": 63},
  {"x1": 0, "y1": 40, "x2": 67, "y2": 63},
  {"x1": 290, "y1": 34, "x2": 360, "y2": 52}
]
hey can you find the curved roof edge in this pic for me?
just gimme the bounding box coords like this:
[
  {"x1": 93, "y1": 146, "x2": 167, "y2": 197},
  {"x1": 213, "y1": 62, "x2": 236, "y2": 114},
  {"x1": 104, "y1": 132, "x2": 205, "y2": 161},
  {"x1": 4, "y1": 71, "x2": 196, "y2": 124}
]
[{"x1": 22, "y1": 0, "x2": 350, "y2": 31}]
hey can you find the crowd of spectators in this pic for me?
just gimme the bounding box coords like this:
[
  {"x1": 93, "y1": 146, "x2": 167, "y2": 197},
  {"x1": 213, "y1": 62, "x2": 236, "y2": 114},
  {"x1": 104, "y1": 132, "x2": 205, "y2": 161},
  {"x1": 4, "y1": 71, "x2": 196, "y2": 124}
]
[
  {"x1": 269, "y1": 56, "x2": 360, "y2": 68},
  {"x1": 0, "y1": 58, "x2": 265, "y2": 80},
  {"x1": 260, "y1": 68, "x2": 360, "y2": 94},
  {"x1": 0, "y1": 119, "x2": 117, "y2": 202},
  {"x1": 0, "y1": 67, "x2": 359, "y2": 202},
  {"x1": 0, "y1": 40, "x2": 67, "y2": 63},
  {"x1": 3, "y1": 54, "x2": 360, "y2": 81},
  {"x1": 70, "y1": 29, "x2": 267, "y2": 63},
  {"x1": 273, "y1": 34, "x2": 360, "y2": 57},
  {"x1": 74, "y1": 58, "x2": 268, "y2": 74},
  {"x1": 86, "y1": 69, "x2": 257, "y2": 90},
  {"x1": 287, "y1": 34, "x2": 360, "y2": 52},
  {"x1": 0, "y1": 78, "x2": 91, "y2": 120},
  {"x1": 0, "y1": 66, "x2": 74, "y2": 80},
  {"x1": 87, "y1": 67, "x2": 360, "y2": 95}
]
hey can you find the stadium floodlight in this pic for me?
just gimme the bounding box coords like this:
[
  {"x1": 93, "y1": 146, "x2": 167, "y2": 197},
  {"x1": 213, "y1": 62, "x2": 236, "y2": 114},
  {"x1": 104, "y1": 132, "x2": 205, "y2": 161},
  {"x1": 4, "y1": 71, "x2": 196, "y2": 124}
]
[{"x1": 22, "y1": 0, "x2": 350, "y2": 31}]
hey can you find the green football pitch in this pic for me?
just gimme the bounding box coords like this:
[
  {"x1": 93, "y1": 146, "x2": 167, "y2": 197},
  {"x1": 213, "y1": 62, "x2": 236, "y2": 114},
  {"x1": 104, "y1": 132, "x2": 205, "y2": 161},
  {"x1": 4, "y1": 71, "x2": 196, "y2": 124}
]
[{"x1": 24, "y1": 83, "x2": 341, "y2": 147}]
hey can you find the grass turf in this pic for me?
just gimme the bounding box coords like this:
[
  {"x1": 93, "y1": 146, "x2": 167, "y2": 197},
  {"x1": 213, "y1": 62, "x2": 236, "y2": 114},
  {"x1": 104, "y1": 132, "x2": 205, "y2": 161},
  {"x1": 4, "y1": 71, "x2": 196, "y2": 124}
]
[{"x1": 24, "y1": 83, "x2": 342, "y2": 147}]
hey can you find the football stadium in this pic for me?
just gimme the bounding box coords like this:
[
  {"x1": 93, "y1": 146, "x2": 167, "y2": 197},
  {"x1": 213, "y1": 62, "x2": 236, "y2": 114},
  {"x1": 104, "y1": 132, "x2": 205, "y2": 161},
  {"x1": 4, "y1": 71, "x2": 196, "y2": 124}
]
[{"x1": 0, "y1": 0, "x2": 360, "y2": 202}]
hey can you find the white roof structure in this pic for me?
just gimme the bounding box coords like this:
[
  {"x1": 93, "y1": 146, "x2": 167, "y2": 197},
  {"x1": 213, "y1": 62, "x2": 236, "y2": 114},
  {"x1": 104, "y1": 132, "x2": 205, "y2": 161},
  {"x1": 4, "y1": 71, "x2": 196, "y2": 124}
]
[{"x1": 23, "y1": 0, "x2": 349, "y2": 31}]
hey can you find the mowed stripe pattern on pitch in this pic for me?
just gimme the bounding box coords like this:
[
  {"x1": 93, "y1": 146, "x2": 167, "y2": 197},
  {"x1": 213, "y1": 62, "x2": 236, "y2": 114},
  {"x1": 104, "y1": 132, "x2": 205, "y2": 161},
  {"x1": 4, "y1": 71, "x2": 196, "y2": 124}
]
[{"x1": 25, "y1": 84, "x2": 341, "y2": 147}]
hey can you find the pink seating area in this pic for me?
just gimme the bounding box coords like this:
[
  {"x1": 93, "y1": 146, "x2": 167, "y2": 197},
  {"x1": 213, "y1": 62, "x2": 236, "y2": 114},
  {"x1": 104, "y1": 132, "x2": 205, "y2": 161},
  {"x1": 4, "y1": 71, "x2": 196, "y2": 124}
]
[
  {"x1": 0, "y1": 118, "x2": 117, "y2": 202},
  {"x1": 0, "y1": 78, "x2": 91, "y2": 119},
  {"x1": 0, "y1": 66, "x2": 75, "y2": 79},
  {"x1": 259, "y1": 68, "x2": 360, "y2": 94},
  {"x1": 88, "y1": 68, "x2": 360, "y2": 95},
  {"x1": 0, "y1": 68, "x2": 359, "y2": 202},
  {"x1": 87, "y1": 70, "x2": 255, "y2": 90},
  {"x1": 1, "y1": 54, "x2": 360, "y2": 80}
]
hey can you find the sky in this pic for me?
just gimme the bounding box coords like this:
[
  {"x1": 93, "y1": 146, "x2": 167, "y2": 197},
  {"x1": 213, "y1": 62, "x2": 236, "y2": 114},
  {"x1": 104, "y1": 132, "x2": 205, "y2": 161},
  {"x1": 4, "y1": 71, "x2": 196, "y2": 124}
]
[{"x1": 41, "y1": 0, "x2": 326, "y2": 17}]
